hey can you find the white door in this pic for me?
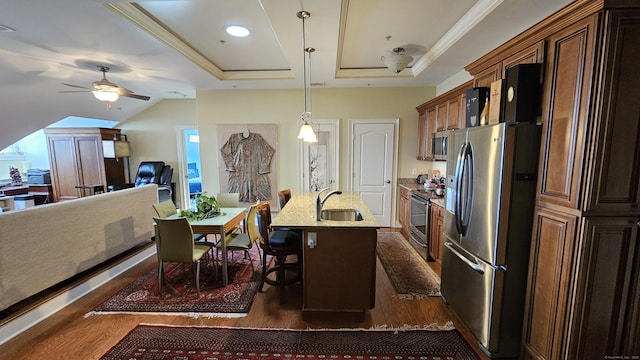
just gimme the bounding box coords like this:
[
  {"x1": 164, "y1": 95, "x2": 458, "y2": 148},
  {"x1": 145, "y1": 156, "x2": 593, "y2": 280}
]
[
  {"x1": 301, "y1": 119, "x2": 339, "y2": 191},
  {"x1": 350, "y1": 119, "x2": 398, "y2": 227}
]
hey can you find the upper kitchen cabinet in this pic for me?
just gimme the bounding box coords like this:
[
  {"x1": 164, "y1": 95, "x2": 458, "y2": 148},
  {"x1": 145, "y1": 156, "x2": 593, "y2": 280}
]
[
  {"x1": 582, "y1": 9, "x2": 640, "y2": 215},
  {"x1": 416, "y1": 80, "x2": 472, "y2": 160},
  {"x1": 45, "y1": 128, "x2": 125, "y2": 202}
]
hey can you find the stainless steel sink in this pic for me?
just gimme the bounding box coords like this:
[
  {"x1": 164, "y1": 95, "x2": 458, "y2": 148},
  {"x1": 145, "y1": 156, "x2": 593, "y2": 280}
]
[{"x1": 320, "y1": 209, "x2": 364, "y2": 221}]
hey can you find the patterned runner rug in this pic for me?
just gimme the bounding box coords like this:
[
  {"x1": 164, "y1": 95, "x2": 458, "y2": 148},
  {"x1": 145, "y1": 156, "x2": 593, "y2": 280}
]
[
  {"x1": 100, "y1": 324, "x2": 480, "y2": 360},
  {"x1": 376, "y1": 232, "x2": 441, "y2": 298},
  {"x1": 87, "y1": 247, "x2": 263, "y2": 318}
]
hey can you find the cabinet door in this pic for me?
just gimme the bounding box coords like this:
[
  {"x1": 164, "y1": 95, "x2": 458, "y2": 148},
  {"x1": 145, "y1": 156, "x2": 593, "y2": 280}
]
[
  {"x1": 75, "y1": 135, "x2": 107, "y2": 191},
  {"x1": 429, "y1": 204, "x2": 444, "y2": 262},
  {"x1": 425, "y1": 107, "x2": 437, "y2": 160},
  {"x1": 399, "y1": 187, "x2": 410, "y2": 239},
  {"x1": 521, "y1": 206, "x2": 578, "y2": 360},
  {"x1": 48, "y1": 135, "x2": 81, "y2": 201},
  {"x1": 537, "y1": 15, "x2": 598, "y2": 209},
  {"x1": 568, "y1": 217, "x2": 640, "y2": 359},
  {"x1": 503, "y1": 40, "x2": 545, "y2": 74},
  {"x1": 303, "y1": 229, "x2": 377, "y2": 311},
  {"x1": 447, "y1": 96, "x2": 463, "y2": 130},
  {"x1": 436, "y1": 103, "x2": 447, "y2": 132},
  {"x1": 474, "y1": 63, "x2": 502, "y2": 88},
  {"x1": 583, "y1": 10, "x2": 640, "y2": 215},
  {"x1": 417, "y1": 110, "x2": 428, "y2": 160}
]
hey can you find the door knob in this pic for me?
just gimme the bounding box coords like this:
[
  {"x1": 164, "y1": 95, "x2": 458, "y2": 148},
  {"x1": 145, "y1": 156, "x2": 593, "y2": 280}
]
[{"x1": 385, "y1": 180, "x2": 391, "y2": 184}]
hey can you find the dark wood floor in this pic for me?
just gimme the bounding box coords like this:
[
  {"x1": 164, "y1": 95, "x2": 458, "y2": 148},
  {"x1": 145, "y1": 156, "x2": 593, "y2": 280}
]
[{"x1": 0, "y1": 229, "x2": 490, "y2": 360}]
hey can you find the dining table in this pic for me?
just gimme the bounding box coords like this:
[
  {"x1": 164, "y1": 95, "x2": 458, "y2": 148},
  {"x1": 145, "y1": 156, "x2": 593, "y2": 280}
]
[{"x1": 167, "y1": 207, "x2": 246, "y2": 286}]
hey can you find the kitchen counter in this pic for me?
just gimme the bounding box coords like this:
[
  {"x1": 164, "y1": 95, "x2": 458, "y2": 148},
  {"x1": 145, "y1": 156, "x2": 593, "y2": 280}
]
[
  {"x1": 398, "y1": 182, "x2": 445, "y2": 208},
  {"x1": 271, "y1": 191, "x2": 379, "y2": 229},
  {"x1": 271, "y1": 191, "x2": 378, "y2": 313}
]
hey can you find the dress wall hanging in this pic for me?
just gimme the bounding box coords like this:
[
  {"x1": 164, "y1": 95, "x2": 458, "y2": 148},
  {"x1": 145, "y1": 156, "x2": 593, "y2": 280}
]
[{"x1": 220, "y1": 131, "x2": 275, "y2": 202}]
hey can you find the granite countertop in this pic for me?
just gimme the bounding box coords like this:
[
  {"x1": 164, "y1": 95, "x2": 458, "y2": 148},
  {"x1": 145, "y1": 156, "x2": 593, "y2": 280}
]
[
  {"x1": 271, "y1": 192, "x2": 379, "y2": 229},
  {"x1": 398, "y1": 178, "x2": 445, "y2": 208}
]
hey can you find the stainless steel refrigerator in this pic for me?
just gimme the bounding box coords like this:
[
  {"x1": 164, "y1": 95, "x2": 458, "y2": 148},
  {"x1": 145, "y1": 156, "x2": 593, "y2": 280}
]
[{"x1": 441, "y1": 122, "x2": 541, "y2": 358}]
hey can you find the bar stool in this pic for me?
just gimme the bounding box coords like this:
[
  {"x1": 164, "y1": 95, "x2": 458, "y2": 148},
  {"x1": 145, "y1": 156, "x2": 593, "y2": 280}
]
[{"x1": 256, "y1": 201, "x2": 302, "y2": 304}]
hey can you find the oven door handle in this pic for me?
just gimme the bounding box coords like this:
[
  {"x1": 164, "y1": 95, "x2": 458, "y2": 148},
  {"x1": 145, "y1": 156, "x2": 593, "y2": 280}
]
[
  {"x1": 411, "y1": 194, "x2": 430, "y2": 206},
  {"x1": 409, "y1": 231, "x2": 428, "y2": 248}
]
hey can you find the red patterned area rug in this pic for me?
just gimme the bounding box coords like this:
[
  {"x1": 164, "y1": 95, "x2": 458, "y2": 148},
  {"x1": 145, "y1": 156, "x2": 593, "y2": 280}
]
[
  {"x1": 376, "y1": 232, "x2": 441, "y2": 298},
  {"x1": 100, "y1": 324, "x2": 481, "y2": 360},
  {"x1": 87, "y1": 248, "x2": 263, "y2": 318}
]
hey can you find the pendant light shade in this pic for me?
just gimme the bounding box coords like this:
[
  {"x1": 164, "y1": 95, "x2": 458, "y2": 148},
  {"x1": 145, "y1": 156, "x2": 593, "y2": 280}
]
[{"x1": 296, "y1": 10, "x2": 317, "y2": 143}]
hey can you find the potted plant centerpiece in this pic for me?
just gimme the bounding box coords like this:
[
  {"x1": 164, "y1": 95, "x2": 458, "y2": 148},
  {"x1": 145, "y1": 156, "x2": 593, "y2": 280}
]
[{"x1": 179, "y1": 193, "x2": 223, "y2": 220}]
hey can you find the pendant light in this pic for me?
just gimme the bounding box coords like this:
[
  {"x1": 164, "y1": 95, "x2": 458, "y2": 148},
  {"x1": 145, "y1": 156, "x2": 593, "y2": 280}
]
[{"x1": 296, "y1": 10, "x2": 318, "y2": 143}]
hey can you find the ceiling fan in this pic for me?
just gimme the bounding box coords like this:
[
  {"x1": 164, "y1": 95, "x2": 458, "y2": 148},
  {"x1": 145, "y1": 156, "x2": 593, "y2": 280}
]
[{"x1": 61, "y1": 65, "x2": 150, "y2": 102}]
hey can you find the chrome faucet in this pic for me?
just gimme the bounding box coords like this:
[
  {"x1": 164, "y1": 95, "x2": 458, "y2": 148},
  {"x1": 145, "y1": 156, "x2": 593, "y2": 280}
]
[{"x1": 316, "y1": 187, "x2": 343, "y2": 220}]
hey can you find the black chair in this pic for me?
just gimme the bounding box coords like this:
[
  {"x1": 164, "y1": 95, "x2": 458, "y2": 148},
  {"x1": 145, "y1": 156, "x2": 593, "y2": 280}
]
[
  {"x1": 109, "y1": 161, "x2": 173, "y2": 202},
  {"x1": 256, "y1": 201, "x2": 302, "y2": 304}
]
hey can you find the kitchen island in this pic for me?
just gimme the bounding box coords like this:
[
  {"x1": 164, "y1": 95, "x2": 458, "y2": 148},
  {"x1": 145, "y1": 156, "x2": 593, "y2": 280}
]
[{"x1": 271, "y1": 192, "x2": 380, "y2": 313}]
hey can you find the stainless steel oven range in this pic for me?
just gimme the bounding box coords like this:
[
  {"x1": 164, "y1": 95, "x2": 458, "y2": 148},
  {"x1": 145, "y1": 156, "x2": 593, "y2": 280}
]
[{"x1": 408, "y1": 190, "x2": 430, "y2": 261}]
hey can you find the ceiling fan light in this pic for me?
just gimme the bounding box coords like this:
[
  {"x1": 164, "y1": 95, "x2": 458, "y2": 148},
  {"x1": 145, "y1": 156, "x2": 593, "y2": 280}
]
[
  {"x1": 382, "y1": 53, "x2": 413, "y2": 74},
  {"x1": 92, "y1": 90, "x2": 119, "y2": 102}
]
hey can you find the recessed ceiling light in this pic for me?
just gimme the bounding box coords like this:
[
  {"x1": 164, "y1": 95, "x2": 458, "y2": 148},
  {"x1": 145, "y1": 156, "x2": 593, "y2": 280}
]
[{"x1": 225, "y1": 25, "x2": 249, "y2": 37}]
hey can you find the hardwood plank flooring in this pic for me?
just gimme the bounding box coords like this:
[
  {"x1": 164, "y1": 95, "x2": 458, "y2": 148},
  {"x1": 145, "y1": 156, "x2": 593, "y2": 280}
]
[{"x1": 0, "y1": 229, "x2": 490, "y2": 360}]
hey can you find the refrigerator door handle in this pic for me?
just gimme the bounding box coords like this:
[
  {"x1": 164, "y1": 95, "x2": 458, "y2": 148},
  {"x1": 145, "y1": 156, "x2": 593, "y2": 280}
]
[
  {"x1": 454, "y1": 142, "x2": 467, "y2": 234},
  {"x1": 444, "y1": 242, "x2": 484, "y2": 274},
  {"x1": 461, "y1": 143, "x2": 474, "y2": 235}
]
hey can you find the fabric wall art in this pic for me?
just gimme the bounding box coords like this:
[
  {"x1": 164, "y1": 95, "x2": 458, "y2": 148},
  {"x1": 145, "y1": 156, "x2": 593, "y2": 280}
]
[{"x1": 216, "y1": 124, "x2": 278, "y2": 204}]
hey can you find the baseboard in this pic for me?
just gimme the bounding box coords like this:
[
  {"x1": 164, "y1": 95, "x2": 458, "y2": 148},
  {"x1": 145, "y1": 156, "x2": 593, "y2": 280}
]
[{"x1": 0, "y1": 245, "x2": 156, "y2": 346}]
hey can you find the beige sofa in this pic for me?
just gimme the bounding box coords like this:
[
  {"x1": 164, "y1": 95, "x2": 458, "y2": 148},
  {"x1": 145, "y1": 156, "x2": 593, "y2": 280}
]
[{"x1": 0, "y1": 185, "x2": 157, "y2": 311}]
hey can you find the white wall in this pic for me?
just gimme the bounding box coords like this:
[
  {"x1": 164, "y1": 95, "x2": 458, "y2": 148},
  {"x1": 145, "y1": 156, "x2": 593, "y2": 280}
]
[
  {"x1": 196, "y1": 87, "x2": 434, "y2": 195},
  {"x1": 118, "y1": 99, "x2": 197, "y2": 206}
]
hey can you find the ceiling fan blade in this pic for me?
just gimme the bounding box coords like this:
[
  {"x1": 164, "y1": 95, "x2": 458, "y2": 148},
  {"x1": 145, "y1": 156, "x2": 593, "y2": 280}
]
[
  {"x1": 61, "y1": 83, "x2": 92, "y2": 90},
  {"x1": 120, "y1": 92, "x2": 151, "y2": 101},
  {"x1": 59, "y1": 90, "x2": 92, "y2": 93}
]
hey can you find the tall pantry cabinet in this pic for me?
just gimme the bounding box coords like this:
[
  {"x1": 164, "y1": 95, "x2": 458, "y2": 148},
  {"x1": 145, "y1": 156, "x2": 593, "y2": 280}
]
[
  {"x1": 524, "y1": 5, "x2": 640, "y2": 360},
  {"x1": 45, "y1": 128, "x2": 125, "y2": 202},
  {"x1": 461, "y1": 1, "x2": 640, "y2": 358}
]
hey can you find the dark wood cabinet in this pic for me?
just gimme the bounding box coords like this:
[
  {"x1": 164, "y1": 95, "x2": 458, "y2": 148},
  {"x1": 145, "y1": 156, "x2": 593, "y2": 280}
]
[
  {"x1": 522, "y1": 207, "x2": 578, "y2": 360},
  {"x1": 568, "y1": 216, "x2": 640, "y2": 359},
  {"x1": 303, "y1": 228, "x2": 377, "y2": 311},
  {"x1": 582, "y1": 9, "x2": 640, "y2": 216},
  {"x1": 461, "y1": 2, "x2": 640, "y2": 358},
  {"x1": 537, "y1": 16, "x2": 596, "y2": 209},
  {"x1": 416, "y1": 80, "x2": 472, "y2": 161},
  {"x1": 45, "y1": 128, "x2": 125, "y2": 202}
]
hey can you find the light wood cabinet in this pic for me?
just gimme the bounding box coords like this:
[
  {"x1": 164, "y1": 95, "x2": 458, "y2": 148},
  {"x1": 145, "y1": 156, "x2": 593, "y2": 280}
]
[
  {"x1": 45, "y1": 128, "x2": 125, "y2": 202},
  {"x1": 429, "y1": 202, "x2": 444, "y2": 263},
  {"x1": 416, "y1": 110, "x2": 429, "y2": 160},
  {"x1": 398, "y1": 186, "x2": 411, "y2": 239}
]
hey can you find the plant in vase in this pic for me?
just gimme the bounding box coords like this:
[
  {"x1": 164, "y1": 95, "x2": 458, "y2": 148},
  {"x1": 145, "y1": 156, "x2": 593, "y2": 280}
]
[{"x1": 179, "y1": 193, "x2": 223, "y2": 220}]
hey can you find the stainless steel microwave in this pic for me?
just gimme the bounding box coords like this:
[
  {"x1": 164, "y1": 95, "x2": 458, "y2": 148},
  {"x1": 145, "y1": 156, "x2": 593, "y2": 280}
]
[{"x1": 432, "y1": 131, "x2": 448, "y2": 160}]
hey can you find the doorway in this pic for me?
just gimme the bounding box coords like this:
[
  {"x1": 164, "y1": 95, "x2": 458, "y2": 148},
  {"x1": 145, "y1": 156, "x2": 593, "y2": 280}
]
[
  {"x1": 349, "y1": 119, "x2": 398, "y2": 227},
  {"x1": 300, "y1": 119, "x2": 339, "y2": 191},
  {"x1": 177, "y1": 127, "x2": 202, "y2": 209}
]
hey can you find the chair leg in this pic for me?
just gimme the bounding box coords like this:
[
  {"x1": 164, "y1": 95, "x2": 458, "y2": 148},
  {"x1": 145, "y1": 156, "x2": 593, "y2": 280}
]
[
  {"x1": 259, "y1": 251, "x2": 268, "y2": 292},
  {"x1": 158, "y1": 260, "x2": 164, "y2": 298},
  {"x1": 195, "y1": 261, "x2": 201, "y2": 298}
]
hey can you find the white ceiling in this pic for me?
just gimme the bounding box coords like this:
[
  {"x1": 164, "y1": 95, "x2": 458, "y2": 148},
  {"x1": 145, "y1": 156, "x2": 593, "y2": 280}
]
[{"x1": 0, "y1": 0, "x2": 572, "y2": 148}]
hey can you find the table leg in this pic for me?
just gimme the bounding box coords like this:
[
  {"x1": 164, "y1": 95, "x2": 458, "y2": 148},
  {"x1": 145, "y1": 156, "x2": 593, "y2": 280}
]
[{"x1": 221, "y1": 225, "x2": 228, "y2": 286}]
